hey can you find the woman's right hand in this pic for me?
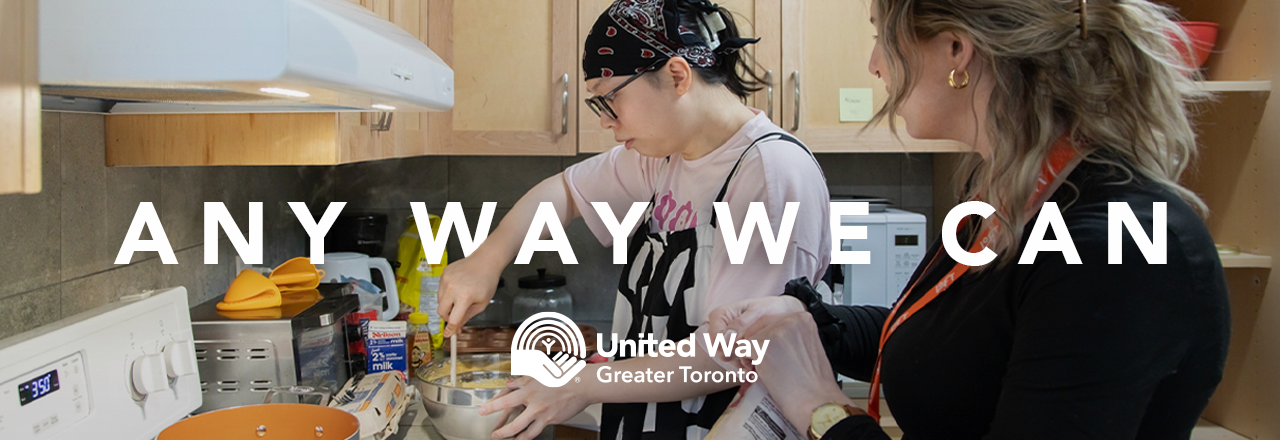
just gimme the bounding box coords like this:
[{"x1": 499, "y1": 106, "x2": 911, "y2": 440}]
[
  {"x1": 437, "y1": 172, "x2": 579, "y2": 338},
  {"x1": 437, "y1": 254, "x2": 501, "y2": 337},
  {"x1": 749, "y1": 312, "x2": 862, "y2": 431}
]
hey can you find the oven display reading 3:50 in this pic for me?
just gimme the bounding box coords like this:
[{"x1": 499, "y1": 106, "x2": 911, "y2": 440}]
[{"x1": 18, "y1": 369, "x2": 60, "y2": 406}]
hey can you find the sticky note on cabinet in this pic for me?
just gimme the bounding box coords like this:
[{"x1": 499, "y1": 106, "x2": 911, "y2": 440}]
[{"x1": 839, "y1": 88, "x2": 874, "y2": 122}]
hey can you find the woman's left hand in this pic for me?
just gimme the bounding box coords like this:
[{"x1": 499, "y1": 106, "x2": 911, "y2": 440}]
[
  {"x1": 479, "y1": 376, "x2": 589, "y2": 440},
  {"x1": 707, "y1": 295, "x2": 806, "y2": 369}
]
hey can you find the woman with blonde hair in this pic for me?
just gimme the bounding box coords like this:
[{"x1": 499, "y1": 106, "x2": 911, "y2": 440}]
[{"x1": 708, "y1": 0, "x2": 1228, "y2": 438}]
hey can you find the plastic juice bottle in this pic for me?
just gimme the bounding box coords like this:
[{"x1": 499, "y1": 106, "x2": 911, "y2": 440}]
[
  {"x1": 407, "y1": 312, "x2": 434, "y2": 371},
  {"x1": 419, "y1": 276, "x2": 445, "y2": 350}
]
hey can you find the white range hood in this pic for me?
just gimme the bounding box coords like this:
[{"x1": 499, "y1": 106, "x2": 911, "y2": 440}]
[{"x1": 39, "y1": 0, "x2": 454, "y2": 114}]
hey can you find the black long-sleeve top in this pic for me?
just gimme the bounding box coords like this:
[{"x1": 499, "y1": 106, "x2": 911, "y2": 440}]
[{"x1": 815, "y1": 160, "x2": 1229, "y2": 439}]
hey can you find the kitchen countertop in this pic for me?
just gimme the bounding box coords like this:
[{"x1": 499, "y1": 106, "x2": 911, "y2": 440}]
[
  {"x1": 384, "y1": 401, "x2": 447, "y2": 440},
  {"x1": 384, "y1": 397, "x2": 602, "y2": 440}
]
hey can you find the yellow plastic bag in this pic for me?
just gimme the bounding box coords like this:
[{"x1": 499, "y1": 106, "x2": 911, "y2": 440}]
[{"x1": 394, "y1": 214, "x2": 447, "y2": 349}]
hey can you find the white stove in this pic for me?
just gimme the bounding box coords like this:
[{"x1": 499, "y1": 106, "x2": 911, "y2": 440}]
[{"x1": 0, "y1": 287, "x2": 201, "y2": 440}]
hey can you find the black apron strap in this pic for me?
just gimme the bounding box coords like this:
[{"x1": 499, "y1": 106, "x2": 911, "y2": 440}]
[{"x1": 709, "y1": 132, "x2": 817, "y2": 228}]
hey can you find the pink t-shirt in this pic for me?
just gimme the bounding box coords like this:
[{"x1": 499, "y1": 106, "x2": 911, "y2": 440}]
[{"x1": 564, "y1": 111, "x2": 831, "y2": 325}]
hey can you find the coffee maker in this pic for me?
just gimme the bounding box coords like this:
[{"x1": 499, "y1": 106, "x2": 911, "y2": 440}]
[{"x1": 325, "y1": 212, "x2": 389, "y2": 257}]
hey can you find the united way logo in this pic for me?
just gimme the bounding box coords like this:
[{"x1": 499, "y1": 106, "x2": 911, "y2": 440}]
[{"x1": 511, "y1": 312, "x2": 588, "y2": 387}]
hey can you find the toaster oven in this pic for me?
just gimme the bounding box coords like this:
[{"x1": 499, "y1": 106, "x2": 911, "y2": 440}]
[{"x1": 189, "y1": 283, "x2": 361, "y2": 413}]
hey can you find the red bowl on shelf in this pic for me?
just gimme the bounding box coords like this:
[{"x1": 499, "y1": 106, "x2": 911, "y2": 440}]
[{"x1": 1173, "y1": 21, "x2": 1219, "y2": 69}]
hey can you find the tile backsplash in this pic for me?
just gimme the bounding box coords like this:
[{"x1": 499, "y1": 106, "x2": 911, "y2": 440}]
[
  {"x1": 0, "y1": 112, "x2": 321, "y2": 340},
  {"x1": 0, "y1": 112, "x2": 931, "y2": 339}
]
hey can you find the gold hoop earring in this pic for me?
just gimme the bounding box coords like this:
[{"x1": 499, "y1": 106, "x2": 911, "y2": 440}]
[
  {"x1": 1079, "y1": 0, "x2": 1089, "y2": 39},
  {"x1": 949, "y1": 69, "x2": 970, "y2": 90}
]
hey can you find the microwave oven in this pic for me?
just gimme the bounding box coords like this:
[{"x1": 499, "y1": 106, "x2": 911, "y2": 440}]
[{"x1": 840, "y1": 208, "x2": 928, "y2": 308}]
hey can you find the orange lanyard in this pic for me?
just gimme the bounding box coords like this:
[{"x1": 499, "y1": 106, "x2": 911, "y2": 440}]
[{"x1": 867, "y1": 138, "x2": 1079, "y2": 421}]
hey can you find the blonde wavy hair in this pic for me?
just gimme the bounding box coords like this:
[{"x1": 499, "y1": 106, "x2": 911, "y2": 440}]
[{"x1": 867, "y1": 0, "x2": 1212, "y2": 265}]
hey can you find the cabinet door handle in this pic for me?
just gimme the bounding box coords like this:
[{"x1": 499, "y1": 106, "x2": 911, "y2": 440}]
[
  {"x1": 372, "y1": 112, "x2": 393, "y2": 132},
  {"x1": 766, "y1": 70, "x2": 774, "y2": 121},
  {"x1": 792, "y1": 71, "x2": 801, "y2": 132},
  {"x1": 561, "y1": 73, "x2": 570, "y2": 135}
]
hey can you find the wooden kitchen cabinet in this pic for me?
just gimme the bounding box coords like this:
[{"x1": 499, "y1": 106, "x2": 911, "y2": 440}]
[
  {"x1": 779, "y1": 0, "x2": 964, "y2": 153},
  {"x1": 576, "y1": 0, "x2": 783, "y2": 153},
  {"x1": 106, "y1": 111, "x2": 428, "y2": 166},
  {"x1": 1, "y1": 0, "x2": 41, "y2": 192},
  {"x1": 340, "y1": 0, "x2": 433, "y2": 163},
  {"x1": 106, "y1": 0, "x2": 433, "y2": 166},
  {"x1": 426, "y1": 0, "x2": 578, "y2": 156}
]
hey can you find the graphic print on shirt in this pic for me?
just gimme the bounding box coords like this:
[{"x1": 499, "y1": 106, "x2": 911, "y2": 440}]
[{"x1": 653, "y1": 190, "x2": 698, "y2": 231}]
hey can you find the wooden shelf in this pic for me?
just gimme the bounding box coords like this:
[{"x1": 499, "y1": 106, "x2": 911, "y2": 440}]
[
  {"x1": 1220, "y1": 252, "x2": 1272, "y2": 269},
  {"x1": 1196, "y1": 80, "x2": 1272, "y2": 93},
  {"x1": 1193, "y1": 418, "x2": 1250, "y2": 440}
]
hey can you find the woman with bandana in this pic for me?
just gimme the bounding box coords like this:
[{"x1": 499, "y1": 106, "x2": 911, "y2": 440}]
[{"x1": 436, "y1": 1, "x2": 832, "y2": 439}]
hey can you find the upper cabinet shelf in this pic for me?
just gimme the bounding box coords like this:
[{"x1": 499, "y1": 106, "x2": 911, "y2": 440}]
[
  {"x1": 1196, "y1": 81, "x2": 1272, "y2": 93},
  {"x1": 1220, "y1": 252, "x2": 1273, "y2": 269}
]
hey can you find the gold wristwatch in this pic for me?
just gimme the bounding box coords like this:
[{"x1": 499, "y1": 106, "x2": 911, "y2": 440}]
[{"x1": 809, "y1": 402, "x2": 860, "y2": 440}]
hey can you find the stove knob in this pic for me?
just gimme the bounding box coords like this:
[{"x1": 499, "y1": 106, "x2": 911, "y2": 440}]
[
  {"x1": 131, "y1": 353, "x2": 170, "y2": 397},
  {"x1": 164, "y1": 341, "x2": 197, "y2": 378}
]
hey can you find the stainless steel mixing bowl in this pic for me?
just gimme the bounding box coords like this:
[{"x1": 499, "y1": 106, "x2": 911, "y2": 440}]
[{"x1": 414, "y1": 353, "x2": 522, "y2": 440}]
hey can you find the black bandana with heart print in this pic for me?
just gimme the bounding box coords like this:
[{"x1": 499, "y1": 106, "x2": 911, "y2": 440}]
[{"x1": 583, "y1": 0, "x2": 754, "y2": 80}]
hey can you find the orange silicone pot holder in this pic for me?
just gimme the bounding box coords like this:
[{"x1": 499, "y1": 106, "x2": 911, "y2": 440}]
[
  {"x1": 269, "y1": 257, "x2": 325, "y2": 292},
  {"x1": 217, "y1": 270, "x2": 283, "y2": 311}
]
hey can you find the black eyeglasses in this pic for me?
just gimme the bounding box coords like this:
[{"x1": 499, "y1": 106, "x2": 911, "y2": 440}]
[{"x1": 585, "y1": 60, "x2": 666, "y2": 120}]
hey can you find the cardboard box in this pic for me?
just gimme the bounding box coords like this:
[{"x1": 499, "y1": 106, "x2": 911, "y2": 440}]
[{"x1": 330, "y1": 371, "x2": 412, "y2": 439}]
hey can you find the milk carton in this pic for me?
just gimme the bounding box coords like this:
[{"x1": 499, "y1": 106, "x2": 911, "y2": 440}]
[{"x1": 364, "y1": 320, "x2": 408, "y2": 375}]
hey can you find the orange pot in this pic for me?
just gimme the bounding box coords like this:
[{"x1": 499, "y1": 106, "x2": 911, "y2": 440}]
[{"x1": 159, "y1": 403, "x2": 360, "y2": 440}]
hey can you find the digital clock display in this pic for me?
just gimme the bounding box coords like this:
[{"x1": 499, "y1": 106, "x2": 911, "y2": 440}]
[
  {"x1": 895, "y1": 235, "x2": 919, "y2": 246},
  {"x1": 18, "y1": 369, "x2": 60, "y2": 406}
]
